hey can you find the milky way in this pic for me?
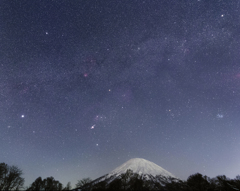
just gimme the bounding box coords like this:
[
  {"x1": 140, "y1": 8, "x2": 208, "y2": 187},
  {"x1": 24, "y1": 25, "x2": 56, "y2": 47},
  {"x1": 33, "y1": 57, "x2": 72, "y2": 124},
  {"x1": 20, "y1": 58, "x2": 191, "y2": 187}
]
[{"x1": 1, "y1": 0, "x2": 240, "y2": 187}]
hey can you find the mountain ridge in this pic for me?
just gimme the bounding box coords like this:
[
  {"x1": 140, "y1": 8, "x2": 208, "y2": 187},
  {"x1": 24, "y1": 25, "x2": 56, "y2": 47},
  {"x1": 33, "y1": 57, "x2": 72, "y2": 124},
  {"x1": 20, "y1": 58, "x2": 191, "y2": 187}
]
[
  {"x1": 74, "y1": 158, "x2": 178, "y2": 191},
  {"x1": 106, "y1": 158, "x2": 175, "y2": 178}
]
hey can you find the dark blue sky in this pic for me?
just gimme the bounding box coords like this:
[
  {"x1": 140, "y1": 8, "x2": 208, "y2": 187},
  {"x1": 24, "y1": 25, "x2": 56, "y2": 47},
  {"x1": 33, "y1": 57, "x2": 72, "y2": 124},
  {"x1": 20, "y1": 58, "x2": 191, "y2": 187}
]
[{"x1": 1, "y1": 0, "x2": 240, "y2": 188}]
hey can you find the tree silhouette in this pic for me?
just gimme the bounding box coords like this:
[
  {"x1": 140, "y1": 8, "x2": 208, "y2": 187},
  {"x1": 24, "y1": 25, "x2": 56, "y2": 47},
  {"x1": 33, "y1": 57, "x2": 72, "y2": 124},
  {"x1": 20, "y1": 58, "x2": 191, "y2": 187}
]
[
  {"x1": 92, "y1": 180, "x2": 107, "y2": 191},
  {"x1": 27, "y1": 177, "x2": 44, "y2": 191},
  {"x1": 75, "y1": 177, "x2": 92, "y2": 188},
  {"x1": 0, "y1": 162, "x2": 24, "y2": 191},
  {"x1": 187, "y1": 173, "x2": 210, "y2": 191},
  {"x1": 27, "y1": 176, "x2": 63, "y2": 191},
  {"x1": 234, "y1": 175, "x2": 240, "y2": 190},
  {"x1": 108, "y1": 178, "x2": 122, "y2": 190},
  {"x1": 42, "y1": 176, "x2": 63, "y2": 191},
  {"x1": 213, "y1": 175, "x2": 238, "y2": 191},
  {"x1": 63, "y1": 182, "x2": 71, "y2": 190},
  {"x1": 131, "y1": 177, "x2": 145, "y2": 190}
]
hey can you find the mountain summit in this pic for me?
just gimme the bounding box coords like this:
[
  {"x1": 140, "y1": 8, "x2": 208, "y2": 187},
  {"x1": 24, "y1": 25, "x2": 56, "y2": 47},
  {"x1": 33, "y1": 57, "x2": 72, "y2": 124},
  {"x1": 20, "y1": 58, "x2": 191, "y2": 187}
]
[
  {"x1": 107, "y1": 158, "x2": 175, "y2": 178},
  {"x1": 73, "y1": 158, "x2": 178, "y2": 191}
]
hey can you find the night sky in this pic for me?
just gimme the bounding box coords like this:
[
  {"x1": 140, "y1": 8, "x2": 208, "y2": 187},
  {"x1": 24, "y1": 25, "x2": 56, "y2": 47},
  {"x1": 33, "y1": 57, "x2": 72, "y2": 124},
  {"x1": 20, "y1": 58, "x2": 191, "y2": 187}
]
[{"x1": 1, "y1": 0, "x2": 240, "y2": 187}]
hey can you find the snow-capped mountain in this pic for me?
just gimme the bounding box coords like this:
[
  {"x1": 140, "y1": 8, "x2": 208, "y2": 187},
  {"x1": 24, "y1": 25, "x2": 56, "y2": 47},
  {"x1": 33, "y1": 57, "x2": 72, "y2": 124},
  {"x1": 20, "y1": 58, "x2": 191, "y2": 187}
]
[
  {"x1": 73, "y1": 158, "x2": 178, "y2": 190},
  {"x1": 106, "y1": 158, "x2": 175, "y2": 178}
]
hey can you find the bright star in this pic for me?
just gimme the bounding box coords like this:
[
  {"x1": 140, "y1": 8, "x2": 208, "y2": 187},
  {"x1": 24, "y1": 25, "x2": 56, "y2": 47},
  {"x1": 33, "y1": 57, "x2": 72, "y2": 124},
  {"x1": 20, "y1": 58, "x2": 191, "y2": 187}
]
[{"x1": 21, "y1": 115, "x2": 24, "y2": 118}]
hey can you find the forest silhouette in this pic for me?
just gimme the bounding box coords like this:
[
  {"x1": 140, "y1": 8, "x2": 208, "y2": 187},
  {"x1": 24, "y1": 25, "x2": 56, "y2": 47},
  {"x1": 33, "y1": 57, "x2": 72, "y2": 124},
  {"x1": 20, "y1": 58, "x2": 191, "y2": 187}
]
[{"x1": 1, "y1": 162, "x2": 240, "y2": 191}]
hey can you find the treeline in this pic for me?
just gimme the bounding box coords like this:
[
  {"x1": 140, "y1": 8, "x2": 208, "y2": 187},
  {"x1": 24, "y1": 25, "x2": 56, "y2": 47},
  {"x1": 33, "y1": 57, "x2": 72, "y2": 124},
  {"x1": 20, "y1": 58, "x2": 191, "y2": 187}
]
[
  {"x1": 0, "y1": 163, "x2": 74, "y2": 191},
  {"x1": 0, "y1": 162, "x2": 92, "y2": 191},
  {"x1": 1, "y1": 162, "x2": 240, "y2": 191},
  {"x1": 0, "y1": 163, "x2": 24, "y2": 190},
  {"x1": 75, "y1": 169, "x2": 240, "y2": 191},
  {"x1": 26, "y1": 177, "x2": 72, "y2": 191}
]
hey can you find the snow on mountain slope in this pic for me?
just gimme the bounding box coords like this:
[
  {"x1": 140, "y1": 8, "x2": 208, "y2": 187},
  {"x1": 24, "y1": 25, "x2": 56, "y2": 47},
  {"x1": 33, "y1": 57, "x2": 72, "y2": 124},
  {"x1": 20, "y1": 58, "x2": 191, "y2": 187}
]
[
  {"x1": 106, "y1": 158, "x2": 175, "y2": 178},
  {"x1": 72, "y1": 158, "x2": 178, "y2": 191},
  {"x1": 73, "y1": 158, "x2": 178, "y2": 191}
]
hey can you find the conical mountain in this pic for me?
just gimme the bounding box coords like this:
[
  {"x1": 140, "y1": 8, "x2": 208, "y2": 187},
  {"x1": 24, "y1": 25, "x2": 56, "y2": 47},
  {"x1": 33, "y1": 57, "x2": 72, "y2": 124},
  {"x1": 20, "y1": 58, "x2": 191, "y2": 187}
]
[
  {"x1": 106, "y1": 158, "x2": 175, "y2": 178},
  {"x1": 73, "y1": 158, "x2": 178, "y2": 191},
  {"x1": 90, "y1": 158, "x2": 176, "y2": 186}
]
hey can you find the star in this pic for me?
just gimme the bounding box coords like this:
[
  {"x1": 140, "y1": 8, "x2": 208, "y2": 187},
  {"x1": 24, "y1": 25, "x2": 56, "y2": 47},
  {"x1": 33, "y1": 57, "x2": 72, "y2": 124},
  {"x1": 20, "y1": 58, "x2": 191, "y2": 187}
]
[
  {"x1": 21, "y1": 115, "x2": 25, "y2": 118},
  {"x1": 91, "y1": 125, "x2": 95, "y2": 129}
]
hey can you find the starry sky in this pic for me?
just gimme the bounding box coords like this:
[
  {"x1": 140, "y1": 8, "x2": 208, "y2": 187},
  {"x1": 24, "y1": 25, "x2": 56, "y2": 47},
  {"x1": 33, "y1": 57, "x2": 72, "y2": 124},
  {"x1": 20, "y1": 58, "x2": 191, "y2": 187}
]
[{"x1": 1, "y1": 0, "x2": 240, "y2": 187}]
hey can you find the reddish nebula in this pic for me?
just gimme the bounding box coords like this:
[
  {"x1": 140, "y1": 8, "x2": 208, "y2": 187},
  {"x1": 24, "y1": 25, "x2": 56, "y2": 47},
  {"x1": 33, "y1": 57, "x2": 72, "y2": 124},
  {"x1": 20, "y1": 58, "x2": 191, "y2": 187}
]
[{"x1": 236, "y1": 73, "x2": 240, "y2": 78}]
